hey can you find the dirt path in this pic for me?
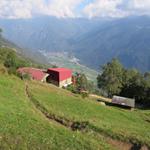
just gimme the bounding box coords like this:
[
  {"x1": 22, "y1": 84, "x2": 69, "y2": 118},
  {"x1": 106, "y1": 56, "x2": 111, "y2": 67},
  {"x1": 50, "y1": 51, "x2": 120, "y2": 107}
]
[{"x1": 90, "y1": 94, "x2": 112, "y2": 102}]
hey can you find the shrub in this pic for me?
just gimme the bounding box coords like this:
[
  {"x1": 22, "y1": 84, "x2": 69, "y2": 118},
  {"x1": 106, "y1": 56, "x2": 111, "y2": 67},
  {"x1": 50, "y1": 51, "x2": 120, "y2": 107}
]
[
  {"x1": 7, "y1": 67, "x2": 17, "y2": 75},
  {"x1": 66, "y1": 85, "x2": 79, "y2": 94},
  {"x1": 0, "y1": 65, "x2": 7, "y2": 74},
  {"x1": 81, "y1": 91, "x2": 89, "y2": 98},
  {"x1": 17, "y1": 72, "x2": 31, "y2": 80}
]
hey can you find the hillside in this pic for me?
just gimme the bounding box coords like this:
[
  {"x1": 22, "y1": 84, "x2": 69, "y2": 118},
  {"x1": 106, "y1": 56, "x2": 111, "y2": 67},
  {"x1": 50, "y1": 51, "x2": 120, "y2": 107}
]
[
  {"x1": 0, "y1": 34, "x2": 51, "y2": 68},
  {"x1": 28, "y1": 81, "x2": 150, "y2": 148},
  {"x1": 0, "y1": 24, "x2": 98, "y2": 82},
  {"x1": 73, "y1": 16, "x2": 150, "y2": 72},
  {"x1": 0, "y1": 16, "x2": 101, "y2": 52},
  {"x1": 0, "y1": 16, "x2": 150, "y2": 72},
  {"x1": 0, "y1": 71, "x2": 150, "y2": 150},
  {"x1": 0, "y1": 74, "x2": 111, "y2": 150}
]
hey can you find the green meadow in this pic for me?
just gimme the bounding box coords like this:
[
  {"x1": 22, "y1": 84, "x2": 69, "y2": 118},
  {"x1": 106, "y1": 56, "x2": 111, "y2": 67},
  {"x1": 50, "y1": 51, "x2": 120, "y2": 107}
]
[
  {"x1": 29, "y1": 81, "x2": 150, "y2": 148},
  {"x1": 0, "y1": 73, "x2": 150, "y2": 150},
  {"x1": 0, "y1": 74, "x2": 113, "y2": 150}
]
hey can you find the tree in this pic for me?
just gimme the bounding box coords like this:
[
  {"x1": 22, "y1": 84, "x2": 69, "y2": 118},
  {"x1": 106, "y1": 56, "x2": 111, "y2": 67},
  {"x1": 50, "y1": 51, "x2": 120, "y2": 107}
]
[
  {"x1": 97, "y1": 59, "x2": 150, "y2": 107},
  {"x1": 67, "y1": 73, "x2": 89, "y2": 94},
  {"x1": 144, "y1": 72, "x2": 150, "y2": 85},
  {"x1": 0, "y1": 28, "x2": 2, "y2": 38},
  {"x1": 120, "y1": 69, "x2": 144, "y2": 100},
  {"x1": 76, "y1": 73, "x2": 88, "y2": 92},
  {"x1": 0, "y1": 28, "x2": 2, "y2": 34},
  {"x1": 121, "y1": 69, "x2": 150, "y2": 106},
  {"x1": 4, "y1": 51, "x2": 17, "y2": 68},
  {"x1": 97, "y1": 58, "x2": 124, "y2": 97}
]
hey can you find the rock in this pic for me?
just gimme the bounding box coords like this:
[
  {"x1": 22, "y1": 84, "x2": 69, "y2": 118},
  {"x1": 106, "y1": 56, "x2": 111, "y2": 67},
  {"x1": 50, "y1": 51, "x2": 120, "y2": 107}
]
[{"x1": 100, "y1": 102, "x2": 106, "y2": 106}]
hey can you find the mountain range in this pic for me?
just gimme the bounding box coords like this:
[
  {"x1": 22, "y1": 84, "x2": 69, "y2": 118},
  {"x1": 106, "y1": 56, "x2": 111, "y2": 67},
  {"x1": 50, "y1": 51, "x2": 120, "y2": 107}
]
[{"x1": 0, "y1": 15, "x2": 150, "y2": 72}]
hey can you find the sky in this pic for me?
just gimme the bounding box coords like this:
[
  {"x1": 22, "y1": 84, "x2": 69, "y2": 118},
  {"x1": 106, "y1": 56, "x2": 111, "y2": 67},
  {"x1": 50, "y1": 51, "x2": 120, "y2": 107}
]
[{"x1": 0, "y1": 0, "x2": 150, "y2": 19}]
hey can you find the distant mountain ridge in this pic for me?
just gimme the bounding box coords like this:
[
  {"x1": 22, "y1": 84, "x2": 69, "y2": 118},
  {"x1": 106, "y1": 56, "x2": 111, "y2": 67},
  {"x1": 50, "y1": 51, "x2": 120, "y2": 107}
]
[
  {"x1": 0, "y1": 26, "x2": 98, "y2": 82},
  {"x1": 0, "y1": 16, "x2": 101, "y2": 52},
  {"x1": 0, "y1": 16, "x2": 150, "y2": 72},
  {"x1": 73, "y1": 16, "x2": 150, "y2": 72}
]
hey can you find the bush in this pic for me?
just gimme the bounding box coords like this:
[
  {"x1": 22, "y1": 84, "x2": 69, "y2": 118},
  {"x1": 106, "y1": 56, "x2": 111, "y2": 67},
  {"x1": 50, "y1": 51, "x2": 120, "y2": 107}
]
[
  {"x1": 0, "y1": 65, "x2": 7, "y2": 74},
  {"x1": 66, "y1": 85, "x2": 79, "y2": 94},
  {"x1": 81, "y1": 91, "x2": 89, "y2": 98},
  {"x1": 7, "y1": 67, "x2": 17, "y2": 75},
  {"x1": 17, "y1": 72, "x2": 31, "y2": 80},
  {"x1": 71, "y1": 121, "x2": 89, "y2": 131},
  {"x1": 4, "y1": 51, "x2": 17, "y2": 68}
]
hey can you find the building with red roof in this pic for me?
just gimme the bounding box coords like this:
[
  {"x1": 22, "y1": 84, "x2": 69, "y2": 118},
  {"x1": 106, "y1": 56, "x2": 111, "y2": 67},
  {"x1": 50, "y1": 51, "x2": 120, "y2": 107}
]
[
  {"x1": 18, "y1": 67, "x2": 72, "y2": 88},
  {"x1": 18, "y1": 67, "x2": 48, "y2": 82},
  {"x1": 47, "y1": 68, "x2": 72, "y2": 87}
]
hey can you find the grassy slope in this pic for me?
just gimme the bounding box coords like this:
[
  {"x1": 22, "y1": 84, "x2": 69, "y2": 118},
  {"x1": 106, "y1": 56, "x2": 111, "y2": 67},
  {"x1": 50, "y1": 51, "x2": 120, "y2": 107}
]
[
  {"x1": 0, "y1": 74, "x2": 113, "y2": 150},
  {"x1": 29, "y1": 81, "x2": 150, "y2": 147}
]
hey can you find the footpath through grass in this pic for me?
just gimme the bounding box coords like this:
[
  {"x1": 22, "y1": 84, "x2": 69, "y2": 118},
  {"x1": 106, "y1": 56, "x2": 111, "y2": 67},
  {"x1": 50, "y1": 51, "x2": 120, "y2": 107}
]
[
  {"x1": 29, "y1": 81, "x2": 150, "y2": 148},
  {"x1": 0, "y1": 74, "x2": 113, "y2": 150}
]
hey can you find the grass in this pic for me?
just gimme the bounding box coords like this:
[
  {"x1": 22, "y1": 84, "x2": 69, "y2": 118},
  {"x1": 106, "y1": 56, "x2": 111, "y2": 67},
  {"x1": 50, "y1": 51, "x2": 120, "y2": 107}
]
[
  {"x1": 29, "y1": 81, "x2": 150, "y2": 147},
  {"x1": 0, "y1": 74, "x2": 113, "y2": 150},
  {"x1": 0, "y1": 69, "x2": 150, "y2": 149}
]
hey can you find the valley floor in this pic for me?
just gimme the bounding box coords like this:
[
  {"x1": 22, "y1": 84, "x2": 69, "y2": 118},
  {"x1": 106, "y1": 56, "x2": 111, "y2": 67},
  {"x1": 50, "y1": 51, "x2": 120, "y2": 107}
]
[{"x1": 0, "y1": 74, "x2": 150, "y2": 150}]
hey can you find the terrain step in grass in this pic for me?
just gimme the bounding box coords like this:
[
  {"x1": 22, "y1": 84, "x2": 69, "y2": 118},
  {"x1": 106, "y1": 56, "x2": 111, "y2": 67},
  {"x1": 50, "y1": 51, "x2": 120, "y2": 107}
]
[
  {"x1": 26, "y1": 83, "x2": 148, "y2": 150},
  {"x1": 0, "y1": 75, "x2": 113, "y2": 150},
  {"x1": 29, "y1": 81, "x2": 150, "y2": 149}
]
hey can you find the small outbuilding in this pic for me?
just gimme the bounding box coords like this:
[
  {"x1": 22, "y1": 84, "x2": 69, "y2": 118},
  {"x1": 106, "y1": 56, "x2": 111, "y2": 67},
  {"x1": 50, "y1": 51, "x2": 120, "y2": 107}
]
[
  {"x1": 18, "y1": 67, "x2": 48, "y2": 82},
  {"x1": 47, "y1": 68, "x2": 72, "y2": 88},
  {"x1": 112, "y1": 96, "x2": 135, "y2": 109}
]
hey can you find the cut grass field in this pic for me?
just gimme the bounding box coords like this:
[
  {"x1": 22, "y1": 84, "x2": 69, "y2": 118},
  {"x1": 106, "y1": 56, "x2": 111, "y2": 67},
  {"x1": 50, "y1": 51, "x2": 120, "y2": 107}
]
[
  {"x1": 0, "y1": 74, "x2": 114, "y2": 150},
  {"x1": 29, "y1": 81, "x2": 150, "y2": 149}
]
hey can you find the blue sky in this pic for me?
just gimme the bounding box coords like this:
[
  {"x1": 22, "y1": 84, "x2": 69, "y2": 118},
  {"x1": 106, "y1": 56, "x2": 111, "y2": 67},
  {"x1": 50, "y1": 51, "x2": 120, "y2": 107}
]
[{"x1": 0, "y1": 0, "x2": 150, "y2": 19}]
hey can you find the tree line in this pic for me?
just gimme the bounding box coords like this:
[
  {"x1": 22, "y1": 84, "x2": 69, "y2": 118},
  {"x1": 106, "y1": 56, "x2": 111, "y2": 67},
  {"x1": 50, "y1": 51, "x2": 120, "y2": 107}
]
[
  {"x1": 97, "y1": 58, "x2": 150, "y2": 107},
  {"x1": 0, "y1": 47, "x2": 31, "y2": 74}
]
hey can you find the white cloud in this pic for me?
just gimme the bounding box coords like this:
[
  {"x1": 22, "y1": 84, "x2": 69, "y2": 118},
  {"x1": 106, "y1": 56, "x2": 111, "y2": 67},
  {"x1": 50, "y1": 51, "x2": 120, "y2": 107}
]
[
  {"x1": 129, "y1": 0, "x2": 150, "y2": 10},
  {"x1": 0, "y1": 0, "x2": 43, "y2": 19},
  {"x1": 83, "y1": 0, "x2": 150, "y2": 18},
  {"x1": 0, "y1": 0, "x2": 150, "y2": 19},
  {"x1": 0, "y1": 0, "x2": 83, "y2": 19},
  {"x1": 127, "y1": 0, "x2": 150, "y2": 15},
  {"x1": 0, "y1": 0, "x2": 31, "y2": 18},
  {"x1": 46, "y1": 0, "x2": 84, "y2": 18},
  {"x1": 83, "y1": 0, "x2": 128, "y2": 18}
]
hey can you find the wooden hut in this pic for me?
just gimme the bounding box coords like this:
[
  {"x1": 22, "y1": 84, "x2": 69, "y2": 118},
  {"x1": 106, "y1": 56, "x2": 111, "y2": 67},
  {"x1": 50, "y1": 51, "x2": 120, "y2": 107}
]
[{"x1": 112, "y1": 96, "x2": 135, "y2": 109}]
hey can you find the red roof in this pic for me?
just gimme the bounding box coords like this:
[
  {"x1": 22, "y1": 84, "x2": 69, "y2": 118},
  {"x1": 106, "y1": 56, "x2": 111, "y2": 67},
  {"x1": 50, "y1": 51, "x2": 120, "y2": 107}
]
[
  {"x1": 18, "y1": 67, "x2": 47, "y2": 81},
  {"x1": 47, "y1": 68, "x2": 72, "y2": 72},
  {"x1": 47, "y1": 68, "x2": 72, "y2": 81}
]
